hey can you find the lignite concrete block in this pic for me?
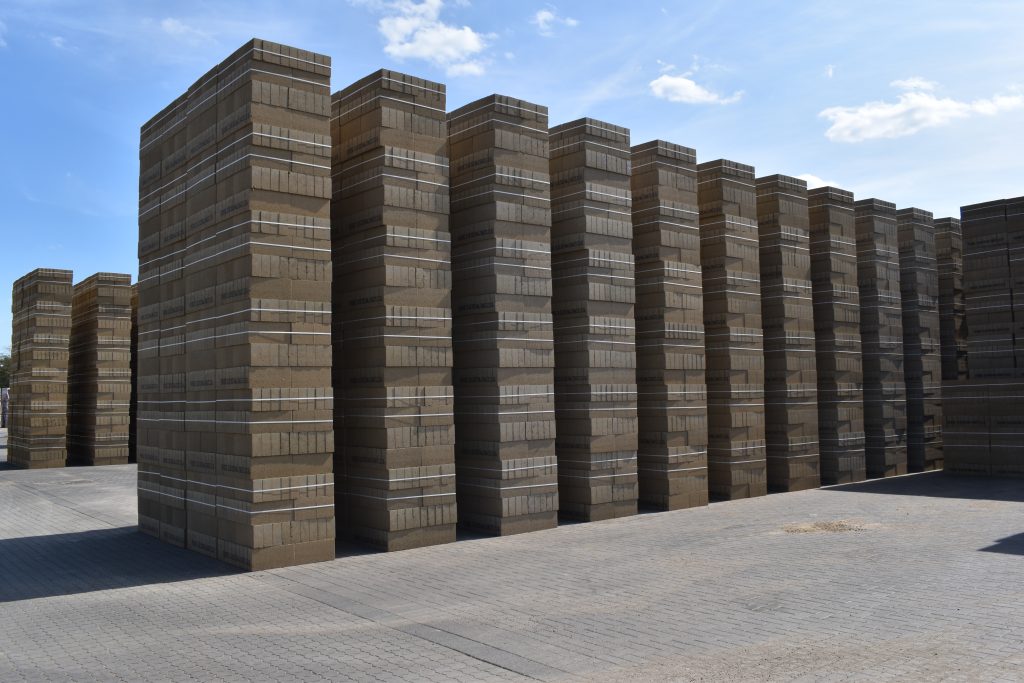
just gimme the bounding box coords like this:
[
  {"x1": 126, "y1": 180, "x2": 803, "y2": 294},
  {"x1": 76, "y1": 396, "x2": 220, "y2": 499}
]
[
  {"x1": 630, "y1": 140, "x2": 708, "y2": 510},
  {"x1": 8, "y1": 268, "x2": 73, "y2": 469},
  {"x1": 698, "y1": 160, "x2": 767, "y2": 500},
  {"x1": 808, "y1": 186, "x2": 866, "y2": 485},
  {"x1": 331, "y1": 70, "x2": 457, "y2": 550},
  {"x1": 447, "y1": 94, "x2": 559, "y2": 534},
  {"x1": 138, "y1": 39, "x2": 335, "y2": 570},
  {"x1": 549, "y1": 118, "x2": 639, "y2": 521},
  {"x1": 898, "y1": 208, "x2": 943, "y2": 472},
  {"x1": 855, "y1": 199, "x2": 907, "y2": 478},
  {"x1": 67, "y1": 272, "x2": 133, "y2": 466},
  {"x1": 758, "y1": 175, "x2": 820, "y2": 491}
]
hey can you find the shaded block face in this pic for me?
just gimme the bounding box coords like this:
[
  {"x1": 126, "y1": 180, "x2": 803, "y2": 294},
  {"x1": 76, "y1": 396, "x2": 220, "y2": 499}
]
[
  {"x1": 447, "y1": 95, "x2": 559, "y2": 534},
  {"x1": 897, "y1": 208, "x2": 943, "y2": 473},
  {"x1": 67, "y1": 272, "x2": 134, "y2": 466},
  {"x1": 331, "y1": 70, "x2": 457, "y2": 550},
  {"x1": 855, "y1": 199, "x2": 908, "y2": 478},
  {"x1": 549, "y1": 118, "x2": 639, "y2": 522},
  {"x1": 8, "y1": 268, "x2": 73, "y2": 469},
  {"x1": 630, "y1": 140, "x2": 708, "y2": 510},
  {"x1": 935, "y1": 218, "x2": 967, "y2": 382},
  {"x1": 757, "y1": 176, "x2": 821, "y2": 492},
  {"x1": 137, "y1": 39, "x2": 336, "y2": 570},
  {"x1": 807, "y1": 187, "x2": 865, "y2": 486},
  {"x1": 697, "y1": 160, "x2": 767, "y2": 501}
]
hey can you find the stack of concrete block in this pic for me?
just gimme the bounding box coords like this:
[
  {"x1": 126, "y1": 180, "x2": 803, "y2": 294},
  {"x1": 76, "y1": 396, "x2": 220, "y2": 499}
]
[
  {"x1": 331, "y1": 70, "x2": 457, "y2": 549},
  {"x1": 855, "y1": 199, "x2": 907, "y2": 477},
  {"x1": 8, "y1": 268, "x2": 73, "y2": 469},
  {"x1": 129, "y1": 285, "x2": 138, "y2": 462},
  {"x1": 630, "y1": 140, "x2": 708, "y2": 510},
  {"x1": 697, "y1": 159, "x2": 767, "y2": 500},
  {"x1": 757, "y1": 175, "x2": 819, "y2": 491},
  {"x1": 67, "y1": 272, "x2": 133, "y2": 466},
  {"x1": 897, "y1": 208, "x2": 943, "y2": 471},
  {"x1": 447, "y1": 94, "x2": 559, "y2": 534},
  {"x1": 138, "y1": 39, "x2": 335, "y2": 570},
  {"x1": 549, "y1": 118, "x2": 638, "y2": 521},
  {"x1": 935, "y1": 218, "x2": 967, "y2": 381},
  {"x1": 945, "y1": 197, "x2": 1024, "y2": 477},
  {"x1": 808, "y1": 186, "x2": 865, "y2": 484}
]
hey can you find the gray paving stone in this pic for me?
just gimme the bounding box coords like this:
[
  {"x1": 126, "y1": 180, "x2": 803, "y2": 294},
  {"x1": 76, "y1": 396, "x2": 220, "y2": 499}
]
[{"x1": 0, "y1": 465, "x2": 1021, "y2": 681}]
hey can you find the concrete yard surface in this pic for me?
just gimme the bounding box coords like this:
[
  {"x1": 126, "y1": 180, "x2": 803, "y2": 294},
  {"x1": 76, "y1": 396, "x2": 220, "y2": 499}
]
[{"x1": 1, "y1": 465, "x2": 1021, "y2": 682}]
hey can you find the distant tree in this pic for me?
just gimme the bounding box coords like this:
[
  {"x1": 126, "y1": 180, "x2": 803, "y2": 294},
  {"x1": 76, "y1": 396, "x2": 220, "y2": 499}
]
[{"x1": 0, "y1": 347, "x2": 10, "y2": 388}]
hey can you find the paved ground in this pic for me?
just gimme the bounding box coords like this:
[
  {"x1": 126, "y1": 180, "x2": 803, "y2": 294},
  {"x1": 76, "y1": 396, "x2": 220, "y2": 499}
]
[{"x1": 1, "y1": 465, "x2": 1021, "y2": 682}]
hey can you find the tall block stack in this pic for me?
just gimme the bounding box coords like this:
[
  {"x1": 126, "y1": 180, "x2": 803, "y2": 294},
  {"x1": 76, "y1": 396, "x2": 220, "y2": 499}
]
[
  {"x1": 549, "y1": 118, "x2": 638, "y2": 521},
  {"x1": 756, "y1": 175, "x2": 819, "y2": 491},
  {"x1": 944, "y1": 198, "x2": 1024, "y2": 477},
  {"x1": 935, "y1": 218, "x2": 967, "y2": 381},
  {"x1": 447, "y1": 95, "x2": 559, "y2": 535},
  {"x1": 897, "y1": 208, "x2": 943, "y2": 472},
  {"x1": 331, "y1": 70, "x2": 457, "y2": 549},
  {"x1": 67, "y1": 272, "x2": 133, "y2": 466},
  {"x1": 137, "y1": 39, "x2": 336, "y2": 570},
  {"x1": 8, "y1": 268, "x2": 73, "y2": 469},
  {"x1": 630, "y1": 140, "x2": 708, "y2": 510},
  {"x1": 808, "y1": 187, "x2": 865, "y2": 484},
  {"x1": 697, "y1": 160, "x2": 767, "y2": 500},
  {"x1": 855, "y1": 199, "x2": 907, "y2": 477}
]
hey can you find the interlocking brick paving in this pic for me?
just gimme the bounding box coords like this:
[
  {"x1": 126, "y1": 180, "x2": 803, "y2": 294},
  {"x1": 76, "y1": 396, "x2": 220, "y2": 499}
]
[{"x1": 1, "y1": 464, "x2": 1021, "y2": 682}]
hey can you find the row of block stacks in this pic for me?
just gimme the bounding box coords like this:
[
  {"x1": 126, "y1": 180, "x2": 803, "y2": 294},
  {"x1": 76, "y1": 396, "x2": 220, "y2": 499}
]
[
  {"x1": 123, "y1": 38, "x2": 1013, "y2": 570},
  {"x1": 944, "y1": 196, "x2": 1024, "y2": 476},
  {"x1": 8, "y1": 269, "x2": 134, "y2": 469}
]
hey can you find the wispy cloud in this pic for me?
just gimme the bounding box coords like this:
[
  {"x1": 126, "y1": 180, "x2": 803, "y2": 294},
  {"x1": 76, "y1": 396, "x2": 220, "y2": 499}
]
[
  {"x1": 0, "y1": 20, "x2": 8, "y2": 48},
  {"x1": 531, "y1": 6, "x2": 578, "y2": 37},
  {"x1": 49, "y1": 35, "x2": 68, "y2": 49},
  {"x1": 366, "y1": 0, "x2": 489, "y2": 76},
  {"x1": 825, "y1": 64, "x2": 834, "y2": 79},
  {"x1": 159, "y1": 17, "x2": 214, "y2": 45},
  {"x1": 796, "y1": 173, "x2": 839, "y2": 190},
  {"x1": 820, "y1": 79, "x2": 1024, "y2": 142},
  {"x1": 890, "y1": 76, "x2": 937, "y2": 91}
]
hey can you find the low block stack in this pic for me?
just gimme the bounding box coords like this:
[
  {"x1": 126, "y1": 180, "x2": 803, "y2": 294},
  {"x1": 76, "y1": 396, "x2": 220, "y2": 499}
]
[
  {"x1": 549, "y1": 118, "x2": 638, "y2": 521},
  {"x1": 808, "y1": 187, "x2": 865, "y2": 484},
  {"x1": 897, "y1": 208, "x2": 943, "y2": 472},
  {"x1": 935, "y1": 218, "x2": 967, "y2": 381},
  {"x1": 945, "y1": 198, "x2": 1024, "y2": 477},
  {"x1": 331, "y1": 70, "x2": 457, "y2": 549},
  {"x1": 855, "y1": 199, "x2": 908, "y2": 477},
  {"x1": 447, "y1": 94, "x2": 559, "y2": 534},
  {"x1": 8, "y1": 268, "x2": 73, "y2": 469},
  {"x1": 697, "y1": 159, "x2": 767, "y2": 500},
  {"x1": 67, "y1": 272, "x2": 133, "y2": 466},
  {"x1": 630, "y1": 140, "x2": 708, "y2": 510},
  {"x1": 138, "y1": 39, "x2": 336, "y2": 570},
  {"x1": 757, "y1": 175, "x2": 820, "y2": 491}
]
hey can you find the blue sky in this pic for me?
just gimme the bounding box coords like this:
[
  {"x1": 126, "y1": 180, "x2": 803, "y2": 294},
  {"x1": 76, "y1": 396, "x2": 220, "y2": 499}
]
[{"x1": 2, "y1": 0, "x2": 1023, "y2": 350}]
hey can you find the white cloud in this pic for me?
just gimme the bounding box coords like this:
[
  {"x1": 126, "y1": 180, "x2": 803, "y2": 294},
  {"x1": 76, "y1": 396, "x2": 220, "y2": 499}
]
[
  {"x1": 649, "y1": 73, "x2": 743, "y2": 105},
  {"x1": 376, "y1": 0, "x2": 488, "y2": 76},
  {"x1": 656, "y1": 59, "x2": 676, "y2": 74},
  {"x1": 826, "y1": 64, "x2": 834, "y2": 79},
  {"x1": 820, "y1": 80, "x2": 1024, "y2": 142},
  {"x1": 531, "y1": 7, "x2": 578, "y2": 37},
  {"x1": 796, "y1": 173, "x2": 839, "y2": 190},
  {"x1": 49, "y1": 35, "x2": 66, "y2": 49},
  {"x1": 890, "y1": 76, "x2": 937, "y2": 91},
  {"x1": 0, "y1": 20, "x2": 7, "y2": 48}
]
